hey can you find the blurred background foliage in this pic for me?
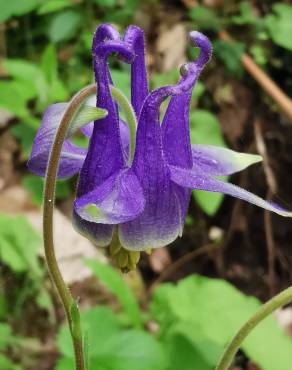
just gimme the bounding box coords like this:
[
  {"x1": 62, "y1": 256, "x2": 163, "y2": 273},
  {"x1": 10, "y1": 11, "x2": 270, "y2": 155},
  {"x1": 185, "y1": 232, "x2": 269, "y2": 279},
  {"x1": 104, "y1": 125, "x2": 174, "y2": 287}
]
[{"x1": 0, "y1": 0, "x2": 292, "y2": 369}]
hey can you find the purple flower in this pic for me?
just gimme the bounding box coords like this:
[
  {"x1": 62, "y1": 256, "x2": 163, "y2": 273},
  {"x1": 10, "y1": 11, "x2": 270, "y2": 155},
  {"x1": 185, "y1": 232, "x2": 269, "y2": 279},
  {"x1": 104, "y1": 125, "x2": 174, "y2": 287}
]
[{"x1": 28, "y1": 24, "x2": 292, "y2": 268}]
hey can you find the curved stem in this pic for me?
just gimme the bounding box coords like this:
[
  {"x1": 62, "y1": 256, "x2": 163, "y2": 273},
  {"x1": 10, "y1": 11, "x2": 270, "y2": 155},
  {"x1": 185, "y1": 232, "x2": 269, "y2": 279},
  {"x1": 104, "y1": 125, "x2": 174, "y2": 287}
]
[
  {"x1": 215, "y1": 286, "x2": 292, "y2": 370},
  {"x1": 43, "y1": 84, "x2": 97, "y2": 370},
  {"x1": 43, "y1": 83, "x2": 136, "y2": 370}
]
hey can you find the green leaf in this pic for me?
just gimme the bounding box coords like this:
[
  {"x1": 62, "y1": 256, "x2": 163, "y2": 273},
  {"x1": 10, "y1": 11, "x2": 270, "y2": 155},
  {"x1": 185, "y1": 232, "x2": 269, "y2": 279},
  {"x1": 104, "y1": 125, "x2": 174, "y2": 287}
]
[
  {"x1": 193, "y1": 188, "x2": 225, "y2": 216},
  {"x1": 151, "y1": 69, "x2": 179, "y2": 90},
  {"x1": 3, "y1": 59, "x2": 46, "y2": 110},
  {"x1": 0, "y1": 0, "x2": 39, "y2": 22},
  {"x1": 213, "y1": 40, "x2": 245, "y2": 77},
  {"x1": 3, "y1": 59, "x2": 49, "y2": 108},
  {"x1": 69, "y1": 105, "x2": 108, "y2": 135},
  {"x1": 41, "y1": 44, "x2": 58, "y2": 83},
  {"x1": 191, "y1": 81, "x2": 205, "y2": 102},
  {"x1": 0, "y1": 1, "x2": 15, "y2": 22},
  {"x1": 163, "y1": 332, "x2": 214, "y2": 370},
  {"x1": 0, "y1": 323, "x2": 12, "y2": 350},
  {"x1": 250, "y1": 44, "x2": 268, "y2": 66},
  {"x1": 57, "y1": 307, "x2": 120, "y2": 359},
  {"x1": 91, "y1": 0, "x2": 117, "y2": 7},
  {"x1": 57, "y1": 307, "x2": 166, "y2": 370},
  {"x1": 56, "y1": 357, "x2": 75, "y2": 370},
  {"x1": 190, "y1": 110, "x2": 226, "y2": 148},
  {"x1": 0, "y1": 214, "x2": 42, "y2": 275},
  {"x1": 265, "y1": 3, "x2": 292, "y2": 51},
  {"x1": 11, "y1": 122, "x2": 37, "y2": 158},
  {"x1": 36, "y1": 289, "x2": 52, "y2": 310},
  {"x1": 189, "y1": 110, "x2": 227, "y2": 215},
  {"x1": 11, "y1": 0, "x2": 39, "y2": 16},
  {"x1": 91, "y1": 330, "x2": 167, "y2": 370},
  {"x1": 151, "y1": 275, "x2": 292, "y2": 370},
  {"x1": 3, "y1": 59, "x2": 40, "y2": 81},
  {"x1": 22, "y1": 175, "x2": 71, "y2": 206},
  {"x1": 0, "y1": 353, "x2": 21, "y2": 370},
  {"x1": 38, "y1": 0, "x2": 73, "y2": 14},
  {"x1": 48, "y1": 10, "x2": 81, "y2": 43},
  {"x1": 85, "y1": 259, "x2": 143, "y2": 328},
  {"x1": 232, "y1": 1, "x2": 258, "y2": 25},
  {"x1": 40, "y1": 44, "x2": 69, "y2": 103},
  {"x1": 0, "y1": 81, "x2": 30, "y2": 118},
  {"x1": 189, "y1": 6, "x2": 221, "y2": 31}
]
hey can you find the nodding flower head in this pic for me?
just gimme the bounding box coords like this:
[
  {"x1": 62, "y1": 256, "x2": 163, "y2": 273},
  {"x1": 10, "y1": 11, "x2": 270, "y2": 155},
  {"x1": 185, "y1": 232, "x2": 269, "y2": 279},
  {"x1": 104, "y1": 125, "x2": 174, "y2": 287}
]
[{"x1": 28, "y1": 24, "x2": 292, "y2": 271}]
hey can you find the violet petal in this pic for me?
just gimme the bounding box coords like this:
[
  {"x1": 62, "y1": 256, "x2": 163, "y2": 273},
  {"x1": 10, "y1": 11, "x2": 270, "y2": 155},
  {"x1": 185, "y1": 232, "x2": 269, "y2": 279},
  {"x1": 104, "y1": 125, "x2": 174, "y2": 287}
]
[
  {"x1": 74, "y1": 169, "x2": 145, "y2": 224},
  {"x1": 72, "y1": 211, "x2": 113, "y2": 247},
  {"x1": 77, "y1": 37, "x2": 134, "y2": 196},
  {"x1": 27, "y1": 103, "x2": 87, "y2": 178},
  {"x1": 124, "y1": 25, "x2": 148, "y2": 117},
  {"x1": 192, "y1": 145, "x2": 262, "y2": 176},
  {"x1": 169, "y1": 165, "x2": 292, "y2": 217}
]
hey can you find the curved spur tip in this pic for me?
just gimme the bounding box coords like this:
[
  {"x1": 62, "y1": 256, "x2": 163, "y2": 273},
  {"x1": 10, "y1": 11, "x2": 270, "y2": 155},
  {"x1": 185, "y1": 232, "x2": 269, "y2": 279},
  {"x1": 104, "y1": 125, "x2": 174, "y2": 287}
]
[{"x1": 188, "y1": 31, "x2": 212, "y2": 61}]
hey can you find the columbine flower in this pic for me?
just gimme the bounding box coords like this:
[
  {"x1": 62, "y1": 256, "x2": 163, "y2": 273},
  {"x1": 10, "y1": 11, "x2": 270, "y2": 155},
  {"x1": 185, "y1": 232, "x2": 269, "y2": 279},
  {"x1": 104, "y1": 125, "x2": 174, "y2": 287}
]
[{"x1": 28, "y1": 24, "x2": 292, "y2": 270}]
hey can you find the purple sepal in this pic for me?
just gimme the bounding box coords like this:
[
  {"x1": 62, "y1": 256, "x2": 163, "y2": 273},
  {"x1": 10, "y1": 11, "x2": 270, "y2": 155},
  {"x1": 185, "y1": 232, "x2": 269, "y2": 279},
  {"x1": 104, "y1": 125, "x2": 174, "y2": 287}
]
[
  {"x1": 74, "y1": 169, "x2": 145, "y2": 224},
  {"x1": 192, "y1": 144, "x2": 262, "y2": 176},
  {"x1": 72, "y1": 211, "x2": 113, "y2": 247},
  {"x1": 169, "y1": 165, "x2": 292, "y2": 217},
  {"x1": 27, "y1": 103, "x2": 87, "y2": 178}
]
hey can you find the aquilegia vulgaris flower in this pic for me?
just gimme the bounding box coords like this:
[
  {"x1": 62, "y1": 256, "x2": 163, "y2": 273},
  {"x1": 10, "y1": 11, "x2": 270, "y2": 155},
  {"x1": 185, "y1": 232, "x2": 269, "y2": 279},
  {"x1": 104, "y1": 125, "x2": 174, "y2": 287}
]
[{"x1": 28, "y1": 24, "x2": 292, "y2": 270}]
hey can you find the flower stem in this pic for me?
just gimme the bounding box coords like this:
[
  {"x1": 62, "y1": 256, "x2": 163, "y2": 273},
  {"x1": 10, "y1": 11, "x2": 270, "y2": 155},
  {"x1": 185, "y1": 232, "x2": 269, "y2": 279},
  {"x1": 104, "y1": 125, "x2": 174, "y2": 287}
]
[
  {"x1": 43, "y1": 84, "x2": 97, "y2": 370},
  {"x1": 215, "y1": 286, "x2": 292, "y2": 370},
  {"x1": 43, "y1": 82, "x2": 136, "y2": 369}
]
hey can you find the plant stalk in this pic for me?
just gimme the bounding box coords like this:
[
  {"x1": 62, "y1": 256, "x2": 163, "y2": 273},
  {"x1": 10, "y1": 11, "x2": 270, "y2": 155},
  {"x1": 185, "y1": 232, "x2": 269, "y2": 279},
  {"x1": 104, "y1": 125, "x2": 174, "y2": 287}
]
[
  {"x1": 43, "y1": 82, "x2": 136, "y2": 370},
  {"x1": 43, "y1": 84, "x2": 97, "y2": 370},
  {"x1": 215, "y1": 286, "x2": 292, "y2": 370}
]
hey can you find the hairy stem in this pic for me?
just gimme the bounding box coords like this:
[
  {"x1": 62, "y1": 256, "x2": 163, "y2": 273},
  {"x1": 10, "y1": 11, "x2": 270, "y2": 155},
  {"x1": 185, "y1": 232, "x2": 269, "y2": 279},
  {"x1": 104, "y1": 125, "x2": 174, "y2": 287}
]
[
  {"x1": 43, "y1": 84, "x2": 97, "y2": 370},
  {"x1": 215, "y1": 286, "x2": 292, "y2": 370},
  {"x1": 43, "y1": 82, "x2": 136, "y2": 370}
]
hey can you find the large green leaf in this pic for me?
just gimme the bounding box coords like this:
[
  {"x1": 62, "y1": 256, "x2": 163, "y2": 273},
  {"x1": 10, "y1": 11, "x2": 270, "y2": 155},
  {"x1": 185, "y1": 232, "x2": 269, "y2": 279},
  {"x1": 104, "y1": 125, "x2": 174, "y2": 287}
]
[
  {"x1": 151, "y1": 275, "x2": 292, "y2": 370},
  {"x1": 163, "y1": 331, "x2": 215, "y2": 370},
  {"x1": 190, "y1": 110, "x2": 227, "y2": 215},
  {"x1": 91, "y1": 330, "x2": 167, "y2": 370},
  {"x1": 86, "y1": 259, "x2": 143, "y2": 328},
  {"x1": 57, "y1": 307, "x2": 166, "y2": 370},
  {"x1": 265, "y1": 3, "x2": 292, "y2": 51},
  {"x1": 57, "y1": 307, "x2": 120, "y2": 358}
]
